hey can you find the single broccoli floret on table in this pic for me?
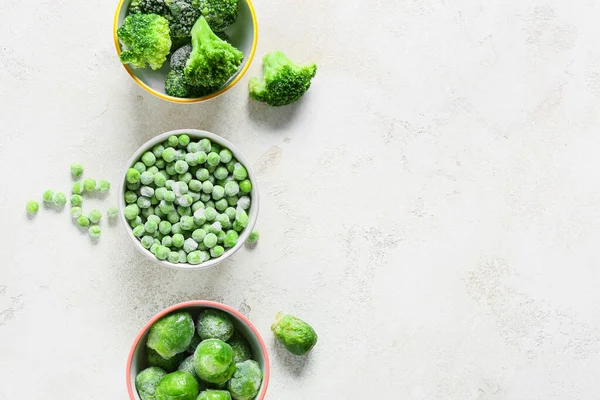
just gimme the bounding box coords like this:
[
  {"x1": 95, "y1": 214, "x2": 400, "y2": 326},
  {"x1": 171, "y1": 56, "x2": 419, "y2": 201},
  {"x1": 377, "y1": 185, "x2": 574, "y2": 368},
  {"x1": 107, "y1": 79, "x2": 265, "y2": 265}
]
[
  {"x1": 248, "y1": 51, "x2": 317, "y2": 107},
  {"x1": 117, "y1": 13, "x2": 172, "y2": 70},
  {"x1": 184, "y1": 16, "x2": 243, "y2": 88},
  {"x1": 192, "y1": 0, "x2": 238, "y2": 32},
  {"x1": 165, "y1": 0, "x2": 201, "y2": 39}
]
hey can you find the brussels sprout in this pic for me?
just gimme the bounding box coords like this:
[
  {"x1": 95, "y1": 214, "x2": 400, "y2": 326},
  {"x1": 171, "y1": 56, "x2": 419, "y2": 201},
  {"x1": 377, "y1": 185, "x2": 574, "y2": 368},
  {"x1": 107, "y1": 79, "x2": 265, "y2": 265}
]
[
  {"x1": 154, "y1": 371, "x2": 199, "y2": 400},
  {"x1": 197, "y1": 309, "x2": 234, "y2": 341},
  {"x1": 227, "y1": 360, "x2": 262, "y2": 400},
  {"x1": 136, "y1": 367, "x2": 167, "y2": 400},
  {"x1": 185, "y1": 334, "x2": 202, "y2": 354},
  {"x1": 197, "y1": 390, "x2": 233, "y2": 400},
  {"x1": 148, "y1": 312, "x2": 195, "y2": 359},
  {"x1": 270, "y1": 312, "x2": 318, "y2": 356},
  {"x1": 148, "y1": 348, "x2": 186, "y2": 372},
  {"x1": 227, "y1": 333, "x2": 252, "y2": 363},
  {"x1": 194, "y1": 339, "x2": 236, "y2": 384}
]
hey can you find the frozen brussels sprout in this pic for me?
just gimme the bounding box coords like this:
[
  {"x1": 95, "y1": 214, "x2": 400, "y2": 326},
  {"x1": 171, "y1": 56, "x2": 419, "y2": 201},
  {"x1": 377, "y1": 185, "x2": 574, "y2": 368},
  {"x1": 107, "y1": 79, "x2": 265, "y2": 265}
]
[
  {"x1": 136, "y1": 367, "x2": 167, "y2": 400},
  {"x1": 194, "y1": 339, "x2": 236, "y2": 384},
  {"x1": 227, "y1": 360, "x2": 263, "y2": 400},
  {"x1": 271, "y1": 312, "x2": 318, "y2": 356},
  {"x1": 148, "y1": 348, "x2": 186, "y2": 372},
  {"x1": 154, "y1": 371, "x2": 199, "y2": 400},
  {"x1": 197, "y1": 309, "x2": 234, "y2": 341},
  {"x1": 197, "y1": 390, "x2": 232, "y2": 400},
  {"x1": 148, "y1": 312, "x2": 195, "y2": 359},
  {"x1": 227, "y1": 333, "x2": 252, "y2": 363},
  {"x1": 186, "y1": 334, "x2": 202, "y2": 354}
]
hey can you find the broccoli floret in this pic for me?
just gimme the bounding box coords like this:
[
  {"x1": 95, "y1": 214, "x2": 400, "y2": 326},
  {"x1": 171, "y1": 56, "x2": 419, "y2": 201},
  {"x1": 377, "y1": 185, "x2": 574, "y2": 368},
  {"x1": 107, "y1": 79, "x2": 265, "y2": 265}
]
[
  {"x1": 165, "y1": 70, "x2": 217, "y2": 98},
  {"x1": 139, "y1": 0, "x2": 169, "y2": 15},
  {"x1": 165, "y1": 0, "x2": 201, "y2": 39},
  {"x1": 170, "y1": 44, "x2": 192, "y2": 71},
  {"x1": 248, "y1": 51, "x2": 317, "y2": 107},
  {"x1": 117, "y1": 13, "x2": 172, "y2": 70},
  {"x1": 184, "y1": 17, "x2": 243, "y2": 88},
  {"x1": 129, "y1": 0, "x2": 143, "y2": 14},
  {"x1": 192, "y1": 0, "x2": 238, "y2": 32}
]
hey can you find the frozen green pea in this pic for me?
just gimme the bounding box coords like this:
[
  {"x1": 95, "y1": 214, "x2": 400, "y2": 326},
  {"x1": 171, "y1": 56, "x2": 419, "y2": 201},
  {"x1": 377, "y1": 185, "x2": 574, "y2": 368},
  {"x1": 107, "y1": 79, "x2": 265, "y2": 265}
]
[
  {"x1": 166, "y1": 162, "x2": 177, "y2": 176},
  {"x1": 235, "y1": 208, "x2": 249, "y2": 228},
  {"x1": 43, "y1": 189, "x2": 55, "y2": 202},
  {"x1": 224, "y1": 181, "x2": 239, "y2": 197},
  {"x1": 216, "y1": 230, "x2": 226, "y2": 244},
  {"x1": 159, "y1": 200, "x2": 175, "y2": 214},
  {"x1": 168, "y1": 251, "x2": 180, "y2": 263},
  {"x1": 206, "y1": 152, "x2": 220, "y2": 167},
  {"x1": 70, "y1": 194, "x2": 83, "y2": 206},
  {"x1": 167, "y1": 211, "x2": 180, "y2": 224},
  {"x1": 195, "y1": 151, "x2": 208, "y2": 164},
  {"x1": 26, "y1": 200, "x2": 39, "y2": 214},
  {"x1": 172, "y1": 223, "x2": 182, "y2": 235},
  {"x1": 127, "y1": 181, "x2": 141, "y2": 191},
  {"x1": 72, "y1": 181, "x2": 84, "y2": 194},
  {"x1": 211, "y1": 143, "x2": 222, "y2": 153},
  {"x1": 172, "y1": 233, "x2": 184, "y2": 248},
  {"x1": 178, "y1": 250, "x2": 187, "y2": 263},
  {"x1": 148, "y1": 166, "x2": 159, "y2": 175},
  {"x1": 89, "y1": 209, "x2": 102, "y2": 223},
  {"x1": 165, "y1": 191, "x2": 176, "y2": 202},
  {"x1": 70, "y1": 162, "x2": 84, "y2": 178},
  {"x1": 124, "y1": 204, "x2": 140, "y2": 220},
  {"x1": 226, "y1": 160, "x2": 236, "y2": 173},
  {"x1": 210, "y1": 246, "x2": 224, "y2": 258},
  {"x1": 198, "y1": 139, "x2": 211, "y2": 152},
  {"x1": 219, "y1": 149, "x2": 233, "y2": 164},
  {"x1": 177, "y1": 206, "x2": 191, "y2": 216},
  {"x1": 140, "y1": 171, "x2": 154, "y2": 185},
  {"x1": 180, "y1": 216, "x2": 194, "y2": 231},
  {"x1": 239, "y1": 180, "x2": 252, "y2": 194},
  {"x1": 175, "y1": 160, "x2": 189, "y2": 174},
  {"x1": 196, "y1": 168, "x2": 210, "y2": 181},
  {"x1": 214, "y1": 167, "x2": 228, "y2": 180},
  {"x1": 186, "y1": 142, "x2": 200, "y2": 153},
  {"x1": 159, "y1": 221, "x2": 172, "y2": 235},
  {"x1": 226, "y1": 196, "x2": 238, "y2": 207},
  {"x1": 155, "y1": 187, "x2": 167, "y2": 201},
  {"x1": 215, "y1": 199, "x2": 228, "y2": 212},
  {"x1": 77, "y1": 215, "x2": 90, "y2": 227},
  {"x1": 97, "y1": 179, "x2": 111, "y2": 193},
  {"x1": 142, "y1": 206, "x2": 155, "y2": 219},
  {"x1": 179, "y1": 172, "x2": 193, "y2": 184},
  {"x1": 201, "y1": 181, "x2": 213, "y2": 194},
  {"x1": 148, "y1": 215, "x2": 161, "y2": 224},
  {"x1": 172, "y1": 182, "x2": 188, "y2": 196},
  {"x1": 150, "y1": 243, "x2": 160, "y2": 254},
  {"x1": 189, "y1": 192, "x2": 201, "y2": 202},
  {"x1": 192, "y1": 202, "x2": 205, "y2": 213},
  {"x1": 155, "y1": 245, "x2": 170, "y2": 260},
  {"x1": 129, "y1": 216, "x2": 143, "y2": 228},
  {"x1": 188, "y1": 180, "x2": 202, "y2": 192},
  {"x1": 71, "y1": 207, "x2": 83, "y2": 219},
  {"x1": 177, "y1": 194, "x2": 193, "y2": 207},
  {"x1": 200, "y1": 193, "x2": 211, "y2": 203},
  {"x1": 212, "y1": 186, "x2": 225, "y2": 200},
  {"x1": 52, "y1": 192, "x2": 67, "y2": 207},
  {"x1": 178, "y1": 134, "x2": 190, "y2": 147},
  {"x1": 183, "y1": 238, "x2": 199, "y2": 253},
  {"x1": 89, "y1": 225, "x2": 101, "y2": 238},
  {"x1": 132, "y1": 225, "x2": 145, "y2": 238},
  {"x1": 126, "y1": 169, "x2": 140, "y2": 184},
  {"x1": 233, "y1": 221, "x2": 244, "y2": 232},
  {"x1": 184, "y1": 152, "x2": 198, "y2": 167},
  {"x1": 205, "y1": 200, "x2": 215, "y2": 209},
  {"x1": 141, "y1": 235, "x2": 155, "y2": 249},
  {"x1": 232, "y1": 164, "x2": 248, "y2": 181},
  {"x1": 140, "y1": 186, "x2": 154, "y2": 197},
  {"x1": 165, "y1": 180, "x2": 174, "y2": 190},
  {"x1": 216, "y1": 214, "x2": 230, "y2": 229},
  {"x1": 224, "y1": 208, "x2": 237, "y2": 222},
  {"x1": 137, "y1": 196, "x2": 151, "y2": 209},
  {"x1": 198, "y1": 242, "x2": 208, "y2": 251},
  {"x1": 152, "y1": 144, "x2": 165, "y2": 158},
  {"x1": 203, "y1": 233, "x2": 218, "y2": 248},
  {"x1": 154, "y1": 173, "x2": 167, "y2": 188},
  {"x1": 247, "y1": 230, "x2": 260, "y2": 244},
  {"x1": 201, "y1": 223, "x2": 213, "y2": 232},
  {"x1": 237, "y1": 196, "x2": 250, "y2": 210},
  {"x1": 167, "y1": 135, "x2": 179, "y2": 147},
  {"x1": 193, "y1": 209, "x2": 207, "y2": 226},
  {"x1": 209, "y1": 222, "x2": 222, "y2": 234},
  {"x1": 155, "y1": 158, "x2": 165, "y2": 168},
  {"x1": 192, "y1": 229, "x2": 206, "y2": 242},
  {"x1": 150, "y1": 195, "x2": 159, "y2": 206},
  {"x1": 125, "y1": 191, "x2": 138, "y2": 204},
  {"x1": 107, "y1": 207, "x2": 119, "y2": 219},
  {"x1": 133, "y1": 161, "x2": 147, "y2": 173},
  {"x1": 204, "y1": 207, "x2": 217, "y2": 221},
  {"x1": 142, "y1": 151, "x2": 156, "y2": 166},
  {"x1": 162, "y1": 147, "x2": 177, "y2": 162},
  {"x1": 187, "y1": 251, "x2": 203, "y2": 264}
]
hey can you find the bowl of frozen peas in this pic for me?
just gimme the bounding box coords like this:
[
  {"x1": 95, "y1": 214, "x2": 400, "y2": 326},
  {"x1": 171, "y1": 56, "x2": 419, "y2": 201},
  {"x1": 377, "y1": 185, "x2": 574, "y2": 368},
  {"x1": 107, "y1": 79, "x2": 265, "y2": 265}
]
[
  {"x1": 118, "y1": 129, "x2": 258, "y2": 270},
  {"x1": 127, "y1": 300, "x2": 270, "y2": 400}
]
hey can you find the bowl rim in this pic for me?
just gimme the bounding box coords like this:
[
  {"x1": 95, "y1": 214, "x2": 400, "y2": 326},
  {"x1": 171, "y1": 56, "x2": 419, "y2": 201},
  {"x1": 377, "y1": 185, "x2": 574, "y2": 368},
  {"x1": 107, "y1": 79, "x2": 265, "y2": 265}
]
[
  {"x1": 118, "y1": 128, "x2": 259, "y2": 270},
  {"x1": 126, "y1": 300, "x2": 271, "y2": 399},
  {"x1": 113, "y1": 0, "x2": 258, "y2": 104}
]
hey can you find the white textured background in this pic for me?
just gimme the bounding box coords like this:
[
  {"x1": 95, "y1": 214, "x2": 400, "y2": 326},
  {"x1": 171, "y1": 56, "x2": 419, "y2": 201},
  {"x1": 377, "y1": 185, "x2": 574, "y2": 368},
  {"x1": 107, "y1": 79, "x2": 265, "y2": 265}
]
[{"x1": 2, "y1": 0, "x2": 600, "y2": 398}]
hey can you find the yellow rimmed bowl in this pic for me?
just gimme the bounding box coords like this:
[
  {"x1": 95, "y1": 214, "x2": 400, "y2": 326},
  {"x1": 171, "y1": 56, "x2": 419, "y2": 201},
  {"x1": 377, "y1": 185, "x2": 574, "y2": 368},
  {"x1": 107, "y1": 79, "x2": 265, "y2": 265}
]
[{"x1": 113, "y1": 0, "x2": 258, "y2": 103}]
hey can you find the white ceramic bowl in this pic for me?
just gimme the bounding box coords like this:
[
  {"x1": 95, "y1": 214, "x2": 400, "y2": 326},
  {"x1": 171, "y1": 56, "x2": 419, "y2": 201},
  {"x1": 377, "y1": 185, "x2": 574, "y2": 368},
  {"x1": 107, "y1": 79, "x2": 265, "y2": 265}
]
[
  {"x1": 113, "y1": 0, "x2": 258, "y2": 103},
  {"x1": 118, "y1": 129, "x2": 259, "y2": 270},
  {"x1": 126, "y1": 301, "x2": 270, "y2": 399}
]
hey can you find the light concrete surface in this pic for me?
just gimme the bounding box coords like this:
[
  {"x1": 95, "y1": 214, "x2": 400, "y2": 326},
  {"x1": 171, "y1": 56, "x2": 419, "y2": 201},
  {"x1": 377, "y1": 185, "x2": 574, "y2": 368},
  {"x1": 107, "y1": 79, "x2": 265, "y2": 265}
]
[{"x1": 1, "y1": 0, "x2": 600, "y2": 398}]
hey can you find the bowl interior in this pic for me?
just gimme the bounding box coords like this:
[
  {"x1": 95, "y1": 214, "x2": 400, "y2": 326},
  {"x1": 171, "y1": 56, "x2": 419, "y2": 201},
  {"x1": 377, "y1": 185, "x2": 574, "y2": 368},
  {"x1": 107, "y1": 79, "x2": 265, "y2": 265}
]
[
  {"x1": 129, "y1": 303, "x2": 269, "y2": 399},
  {"x1": 115, "y1": 0, "x2": 257, "y2": 101}
]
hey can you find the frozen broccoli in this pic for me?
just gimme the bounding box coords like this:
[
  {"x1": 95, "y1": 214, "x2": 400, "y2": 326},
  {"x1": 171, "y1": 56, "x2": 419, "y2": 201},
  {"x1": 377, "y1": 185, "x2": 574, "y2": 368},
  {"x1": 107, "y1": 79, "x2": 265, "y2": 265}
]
[
  {"x1": 165, "y1": 70, "x2": 216, "y2": 98},
  {"x1": 184, "y1": 16, "x2": 243, "y2": 88},
  {"x1": 165, "y1": 0, "x2": 201, "y2": 39},
  {"x1": 117, "y1": 13, "x2": 172, "y2": 70},
  {"x1": 129, "y1": 0, "x2": 143, "y2": 13},
  {"x1": 227, "y1": 360, "x2": 262, "y2": 400},
  {"x1": 170, "y1": 44, "x2": 193, "y2": 70},
  {"x1": 248, "y1": 51, "x2": 317, "y2": 107},
  {"x1": 192, "y1": 0, "x2": 238, "y2": 32},
  {"x1": 271, "y1": 312, "x2": 318, "y2": 355},
  {"x1": 136, "y1": 367, "x2": 167, "y2": 400}
]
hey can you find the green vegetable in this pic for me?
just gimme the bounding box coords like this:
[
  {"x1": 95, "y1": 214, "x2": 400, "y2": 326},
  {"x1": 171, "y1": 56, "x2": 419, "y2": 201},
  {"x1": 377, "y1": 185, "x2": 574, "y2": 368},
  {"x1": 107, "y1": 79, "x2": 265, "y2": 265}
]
[
  {"x1": 97, "y1": 179, "x2": 111, "y2": 193},
  {"x1": 71, "y1": 207, "x2": 83, "y2": 219},
  {"x1": 70, "y1": 194, "x2": 83, "y2": 207},
  {"x1": 203, "y1": 233, "x2": 218, "y2": 248},
  {"x1": 154, "y1": 371, "x2": 199, "y2": 400},
  {"x1": 247, "y1": 230, "x2": 259, "y2": 244},
  {"x1": 176, "y1": 355, "x2": 202, "y2": 383},
  {"x1": 72, "y1": 182, "x2": 84, "y2": 194},
  {"x1": 223, "y1": 230, "x2": 238, "y2": 248},
  {"x1": 88, "y1": 225, "x2": 101, "y2": 238},
  {"x1": 196, "y1": 309, "x2": 234, "y2": 341},
  {"x1": 185, "y1": 334, "x2": 202, "y2": 354},
  {"x1": 171, "y1": 44, "x2": 192, "y2": 71},
  {"x1": 25, "y1": 200, "x2": 39, "y2": 214},
  {"x1": 52, "y1": 192, "x2": 67, "y2": 207},
  {"x1": 70, "y1": 162, "x2": 84, "y2": 178},
  {"x1": 249, "y1": 51, "x2": 317, "y2": 107},
  {"x1": 125, "y1": 204, "x2": 140, "y2": 220},
  {"x1": 227, "y1": 360, "x2": 262, "y2": 400},
  {"x1": 165, "y1": 70, "x2": 213, "y2": 99},
  {"x1": 271, "y1": 312, "x2": 318, "y2": 355},
  {"x1": 193, "y1": 0, "x2": 238, "y2": 32},
  {"x1": 136, "y1": 367, "x2": 167, "y2": 400},
  {"x1": 107, "y1": 207, "x2": 119, "y2": 219},
  {"x1": 89, "y1": 209, "x2": 102, "y2": 223},
  {"x1": 184, "y1": 17, "x2": 243, "y2": 88},
  {"x1": 227, "y1": 333, "x2": 252, "y2": 364},
  {"x1": 197, "y1": 390, "x2": 232, "y2": 400},
  {"x1": 84, "y1": 178, "x2": 97, "y2": 192},
  {"x1": 147, "y1": 348, "x2": 186, "y2": 372},
  {"x1": 147, "y1": 311, "x2": 195, "y2": 359},
  {"x1": 43, "y1": 189, "x2": 55, "y2": 202},
  {"x1": 77, "y1": 215, "x2": 90, "y2": 227},
  {"x1": 194, "y1": 339, "x2": 236, "y2": 384},
  {"x1": 117, "y1": 13, "x2": 172, "y2": 70}
]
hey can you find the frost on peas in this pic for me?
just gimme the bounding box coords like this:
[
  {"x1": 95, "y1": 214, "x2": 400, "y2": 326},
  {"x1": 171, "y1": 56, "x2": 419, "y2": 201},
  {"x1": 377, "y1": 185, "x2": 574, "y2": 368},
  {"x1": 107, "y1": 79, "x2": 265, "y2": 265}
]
[
  {"x1": 168, "y1": 251, "x2": 180, "y2": 263},
  {"x1": 225, "y1": 207, "x2": 237, "y2": 221},
  {"x1": 156, "y1": 245, "x2": 170, "y2": 261},
  {"x1": 52, "y1": 192, "x2": 67, "y2": 207},
  {"x1": 193, "y1": 209, "x2": 206, "y2": 226},
  {"x1": 209, "y1": 222, "x2": 222, "y2": 234},
  {"x1": 171, "y1": 223, "x2": 183, "y2": 235},
  {"x1": 192, "y1": 229, "x2": 206, "y2": 243},
  {"x1": 154, "y1": 173, "x2": 167, "y2": 188},
  {"x1": 228, "y1": 333, "x2": 252, "y2": 363},
  {"x1": 26, "y1": 200, "x2": 39, "y2": 214},
  {"x1": 162, "y1": 236, "x2": 173, "y2": 247},
  {"x1": 211, "y1": 186, "x2": 225, "y2": 200},
  {"x1": 219, "y1": 149, "x2": 233, "y2": 164},
  {"x1": 193, "y1": 339, "x2": 236, "y2": 384},
  {"x1": 137, "y1": 196, "x2": 152, "y2": 209},
  {"x1": 140, "y1": 186, "x2": 155, "y2": 198},
  {"x1": 70, "y1": 194, "x2": 83, "y2": 207},
  {"x1": 141, "y1": 171, "x2": 155, "y2": 185},
  {"x1": 186, "y1": 250, "x2": 203, "y2": 264},
  {"x1": 136, "y1": 367, "x2": 167, "y2": 400},
  {"x1": 43, "y1": 189, "x2": 55, "y2": 202},
  {"x1": 162, "y1": 147, "x2": 178, "y2": 163},
  {"x1": 180, "y1": 216, "x2": 195, "y2": 231},
  {"x1": 204, "y1": 207, "x2": 217, "y2": 221},
  {"x1": 227, "y1": 360, "x2": 263, "y2": 400},
  {"x1": 126, "y1": 168, "x2": 141, "y2": 184},
  {"x1": 196, "y1": 168, "x2": 210, "y2": 182},
  {"x1": 164, "y1": 191, "x2": 176, "y2": 202},
  {"x1": 183, "y1": 238, "x2": 199, "y2": 253},
  {"x1": 172, "y1": 181, "x2": 188, "y2": 196},
  {"x1": 133, "y1": 225, "x2": 145, "y2": 238},
  {"x1": 175, "y1": 160, "x2": 189, "y2": 174},
  {"x1": 147, "y1": 312, "x2": 195, "y2": 359},
  {"x1": 271, "y1": 313, "x2": 318, "y2": 356},
  {"x1": 223, "y1": 231, "x2": 238, "y2": 248},
  {"x1": 125, "y1": 191, "x2": 138, "y2": 204},
  {"x1": 237, "y1": 196, "x2": 250, "y2": 211},
  {"x1": 207, "y1": 152, "x2": 220, "y2": 167},
  {"x1": 133, "y1": 161, "x2": 147, "y2": 173},
  {"x1": 89, "y1": 209, "x2": 102, "y2": 223},
  {"x1": 82, "y1": 179, "x2": 94, "y2": 193},
  {"x1": 235, "y1": 208, "x2": 249, "y2": 228},
  {"x1": 215, "y1": 199, "x2": 228, "y2": 212},
  {"x1": 197, "y1": 390, "x2": 232, "y2": 400},
  {"x1": 168, "y1": 211, "x2": 180, "y2": 224},
  {"x1": 150, "y1": 243, "x2": 160, "y2": 254},
  {"x1": 177, "y1": 194, "x2": 193, "y2": 207},
  {"x1": 141, "y1": 235, "x2": 155, "y2": 249},
  {"x1": 72, "y1": 181, "x2": 84, "y2": 195},
  {"x1": 198, "y1": 139, "x2": 211, "y2": 153},
  {"x1": 213, "y1": 167, "x2": 228, "y2": 180},
  {"x1": 186, "y1": 141, "x2": 201, "y2": 153},
  {"x1": 97, "y1": 179, "x2": 111, "y2": 193},
  {"x1": 142, "y1": 151, "x2": 157, "y2": 167},
  {"x1": 125, "y1": 204, "x2": 140, "y2": 220},
  {"x1": 77, "y1": 215, "x2": 90, "y2": 227},
  {"x1": 153, "y1": 144, "x2": 165, "y2": 158},
  {"x1": 88, "y1": 225, "x2": 101, "y2": 238},
  {"x1": 155, "y1": 187, "x2": 167, "y2": 201},
  {"x1": 70, "y1": 162, "x2": 84, "y2": 178},
  {"x1": 165, "y1": 180, "x2": 174, "y2": 191},
  {"x1": 71, "y1": 207, "x2": 83, "y2": 219},
  {"x1": 210, "y1": 246, "x2": 224, "y2": 258},
  {"x1": 224, "y1": 181, "x2": 239, "y2": 197},
  {"x1": 247, "y1": 230, "x2": 260, "y2": 244},
  {"x1": 142, "y1": 206, "x2": 155, "y2": 219},
  {"x1": 178, "y1": 250, "x2": 188, "y2": 263},
  {"x1": 189, "y1": 192, "x2": 201, "y2": 203},
  {"x1": 107, "y1": 207, "x2": 119, "y2": 219},
  {"x1": 159, "y1": 200, "x2": 175, "y2": 215},
  {"x1": 203, "y1": 233, "x2": 218, "y2": 249},
  {"x1": 216, "y1": 214, "x2": 230, "y2": 229},
  {"x1": 129, "y1": 216, "x2": 143, "y2": 228},
  {"x1": 145, "y1": 220, "x2": 158, "y2": 234}
]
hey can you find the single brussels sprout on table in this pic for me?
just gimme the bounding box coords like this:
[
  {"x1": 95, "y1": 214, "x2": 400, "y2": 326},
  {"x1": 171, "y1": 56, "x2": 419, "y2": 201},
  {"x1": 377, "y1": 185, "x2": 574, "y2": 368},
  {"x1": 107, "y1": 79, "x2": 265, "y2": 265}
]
[
  {"x1": 194, "y1": 339, "x2": 236, "y2": 384},
  {"x1": 227, "y1": 360, "x2": 262, "y2": 400},
  {"x1": 197, "y1": 309, "x2": 234, "y2": 341},
  {"x1": 136, "y1": 367, "x2": 167, "y2": 400},
  {"x1": 154, "y1": 371, "x2": 199, "y2": 400},
  {"x1": 227, "y1": 333, "x2": 252, "y2": 363},
  {"x1": 271, "y1": 312, "x2": 318, "y2": 356},
  {"x1": 148, "y1": 348, "x2": 186, "y2": 372},
  {"x1": 148, "y1": 312, "x2": 195, "y2": 359},
  {"x1": 197, "y1": 389, "x2": 233, "y2": 400}
]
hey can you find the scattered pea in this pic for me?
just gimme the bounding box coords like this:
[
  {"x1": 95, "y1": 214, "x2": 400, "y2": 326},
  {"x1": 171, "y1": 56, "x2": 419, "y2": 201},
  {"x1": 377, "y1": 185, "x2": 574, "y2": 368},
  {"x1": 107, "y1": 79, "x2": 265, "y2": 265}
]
[
  {"x1": 89, "y1": 209, "x2": 102, "y2": 224},
  {"x1": 89, "y1": 225, "x2": 101, "y2": 238},
  {"x1": 52, "y1": 192, "x2": 67, "y2": 207},
  {"x1": 107, "y1": 207, "x2": 119, "y2": 219},
  {"x1": 70, "y1": 194, "x2": 83, "y2": 207},
  {"x1": 72, "y1": 182, "x2": 84, "y2": 194},
  {"x1": 84, "y1": 178, "x2": 97, "y2": 192},
  {"x1": 77, "y1": 215, "x2": 90, "y2": 227},
  {"x1": 70, "y1": 162, "x2": 84, "y2": 178},
  {"x1": 43, "y1": 190, "x2": 55, "y2": 202},
  {"x1": 26, "y1": 200, "x2": 39, "y2": 214},
  {"x1": 248, "y1": 230, "x2": 260, "y2": 244},
  {"x1": 97, "y1": 179, "x2": 111, "y2": 193}
]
